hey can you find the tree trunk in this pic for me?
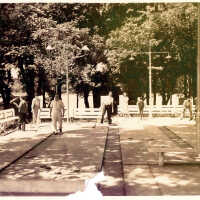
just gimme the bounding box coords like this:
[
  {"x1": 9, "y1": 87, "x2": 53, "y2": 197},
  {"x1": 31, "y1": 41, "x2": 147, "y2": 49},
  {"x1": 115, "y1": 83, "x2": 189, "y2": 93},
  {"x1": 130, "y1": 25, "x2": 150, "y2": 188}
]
[
  {"x1": 184, "y1": 74, "x2": 188, "y2": 97},
  {"x1": 84, "y1": 90, "x2": 89, "y2": 108},
  {"x1": 153, "y1": 93, "x2": 156, "y2": 105},
  {"x1": 0, "y1": 70, "x2": 12, "y2": 109},
  {"x1": 93, "y1": 88, "x2": 100, "y2": 108},
  {"x1": 189, "y1": 76, "x2": 192, "y2": 97},
  {"x1": 43, "y1": 90, "x2": 46, "y2": 108},
  {"x1": 146, "y1": 91, "x2": 149, "y2": 105},
  {"x1": 162, "y1": 93, "x2": 171, "y2": 105},
  {"x1": 170, "y1": 95, "x2": 172, "y2": 105},
  {"x1": 1, "y1": 89, "x2": 10, "y2": 109}
]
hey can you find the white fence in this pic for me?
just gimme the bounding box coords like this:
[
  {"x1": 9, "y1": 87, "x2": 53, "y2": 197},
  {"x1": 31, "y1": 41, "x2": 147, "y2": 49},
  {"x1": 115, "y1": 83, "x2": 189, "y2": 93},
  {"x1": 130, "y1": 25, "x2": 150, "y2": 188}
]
[{"x1": 118, "y1": 105, "x2": 196, "y2": 117}]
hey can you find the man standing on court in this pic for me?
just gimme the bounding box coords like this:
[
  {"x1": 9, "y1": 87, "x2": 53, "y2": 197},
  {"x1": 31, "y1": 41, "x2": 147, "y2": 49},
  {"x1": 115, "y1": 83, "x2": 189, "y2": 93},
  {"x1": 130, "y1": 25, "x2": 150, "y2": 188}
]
[
  {"x1": 101, "y1": 91, "x2": 113, "y2": 125},
  {"x1": 137, "y1": 97, "x2": 144, "y2": 120},
  {"x1": 50, "y1": 94, "x2": 65, "y2": 134},
  {"x1": 31, "y1": 94, "x2": 41, "y2": 124},
  {"x1": 121, "y1": 92, "x2": 129, "y2": 117},
  {"x1": 13, "y1": 96, "x2": 28, "y2": 131},
  {"x1": 181, "y1": 97, "x2": 193, "y2": 120}
]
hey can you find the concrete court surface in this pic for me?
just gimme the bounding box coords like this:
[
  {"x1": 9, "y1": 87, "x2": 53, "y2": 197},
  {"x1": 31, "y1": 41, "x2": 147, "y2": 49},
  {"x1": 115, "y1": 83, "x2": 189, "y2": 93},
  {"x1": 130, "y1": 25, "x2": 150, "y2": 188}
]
[
  {"x1": 0, "y1": 122, "x2": 108, "y2": 195},
  {"x1": 118, "y1": 117, "x2": 200, "y2": 195},
  {"x1": 1, "y1": 117, "x2": 200, "y2": 196}
]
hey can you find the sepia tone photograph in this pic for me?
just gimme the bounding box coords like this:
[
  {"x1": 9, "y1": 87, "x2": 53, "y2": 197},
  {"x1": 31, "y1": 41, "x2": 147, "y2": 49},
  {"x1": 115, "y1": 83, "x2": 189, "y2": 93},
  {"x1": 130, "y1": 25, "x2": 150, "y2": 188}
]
[{"x1": 0, "y1": 2, "x2": 200, "y2": 199}]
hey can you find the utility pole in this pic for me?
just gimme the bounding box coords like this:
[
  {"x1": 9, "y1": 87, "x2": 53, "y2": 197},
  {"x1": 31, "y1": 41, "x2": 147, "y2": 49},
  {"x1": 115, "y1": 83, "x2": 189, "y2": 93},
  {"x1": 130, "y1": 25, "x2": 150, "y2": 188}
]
[
  {"x1": 149, "y1": 40, "x2": 153, "y2": 118},
  {"x1": 63, "y1": 43, "x2": 70, "y2": 124}
]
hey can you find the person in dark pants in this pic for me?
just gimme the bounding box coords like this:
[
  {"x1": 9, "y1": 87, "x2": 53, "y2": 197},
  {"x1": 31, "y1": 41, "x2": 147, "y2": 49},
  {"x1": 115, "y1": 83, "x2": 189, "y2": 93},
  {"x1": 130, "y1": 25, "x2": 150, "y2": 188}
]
[
  {"x1": 13, "y1": 96, "x2": 28, "y2": 131},
  {"x1": 101, "y1": 91, "x2": 114, "y2": 125},
  {"x1": 181, "y1": 98, "x2": 193, "y2": 120},
  {"x1": 137, "y1": 97, "x2": 144, "y2": 120}
]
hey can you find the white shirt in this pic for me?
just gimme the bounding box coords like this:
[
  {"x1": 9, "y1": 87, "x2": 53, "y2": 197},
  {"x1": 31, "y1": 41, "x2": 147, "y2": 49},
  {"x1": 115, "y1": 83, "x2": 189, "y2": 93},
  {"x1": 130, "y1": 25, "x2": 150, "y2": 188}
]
[
  {"x1": 103, "y1": 96, "x2": 113, "y2": 106},
  {"x1": 31, "y1": 97, "x2": 40, "y2": 110},
  {"x1": 50, "y1": 100, "x2": 64, "y2": 116}
]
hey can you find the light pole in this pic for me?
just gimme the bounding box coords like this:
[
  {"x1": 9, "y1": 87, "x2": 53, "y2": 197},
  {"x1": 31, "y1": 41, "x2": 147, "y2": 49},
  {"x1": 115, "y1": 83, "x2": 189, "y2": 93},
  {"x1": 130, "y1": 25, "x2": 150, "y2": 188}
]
[
  {"x1": 61, "y1": 43, "x2": 70, "y2": 124},
  {"x1": 66, "y1": 45, "x2": 70, "y2": 124},
  {"x1": 149, "y1": 40, "x2": 153, "y2": 118},
  {"x1": 46, "y1": 44, "x2": 57, "y2": 93},
  {"x1": 64, "y1": 44, "x2": 90, "y2": 123},
  {"x1": 129, "y1": 44, "x2": 170, "y2": 118}
]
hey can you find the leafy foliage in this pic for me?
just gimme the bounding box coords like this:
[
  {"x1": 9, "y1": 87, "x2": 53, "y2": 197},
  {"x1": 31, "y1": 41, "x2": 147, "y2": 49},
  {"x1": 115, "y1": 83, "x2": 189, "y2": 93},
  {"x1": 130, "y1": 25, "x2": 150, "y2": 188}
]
[
  {"x1": 106, "y1": 3, "x2": 198, "y2": 104},
  {"x1": 0, "y1": 3, "x2": 198, "y2": 110}
]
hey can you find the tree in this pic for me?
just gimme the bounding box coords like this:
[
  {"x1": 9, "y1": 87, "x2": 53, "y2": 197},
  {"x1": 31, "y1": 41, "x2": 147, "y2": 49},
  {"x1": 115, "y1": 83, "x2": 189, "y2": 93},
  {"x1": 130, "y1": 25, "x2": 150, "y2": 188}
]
[
  {"x1": 106, "y1": 3, "x2": 198, "y2": 104},
  {"x1": 0, "y1": 3, "x2": 110, "y2": 109}
]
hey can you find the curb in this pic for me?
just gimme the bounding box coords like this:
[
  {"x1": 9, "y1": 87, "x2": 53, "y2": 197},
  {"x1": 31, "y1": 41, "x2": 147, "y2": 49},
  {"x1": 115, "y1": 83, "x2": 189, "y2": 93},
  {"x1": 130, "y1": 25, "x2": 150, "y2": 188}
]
[{"x1": 98, "y1": 126, "x2": 109, "y2": 172}]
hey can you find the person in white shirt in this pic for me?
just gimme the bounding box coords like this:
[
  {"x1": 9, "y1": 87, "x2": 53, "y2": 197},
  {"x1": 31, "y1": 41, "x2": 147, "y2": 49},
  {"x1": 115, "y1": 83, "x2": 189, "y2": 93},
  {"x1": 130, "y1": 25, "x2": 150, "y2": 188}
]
[
  {"x1": 181, "y1": 97, "x2": 193, "y2": 120},
  {"x1": 101, "y1": 91, "x2": 113, "y2": 125},
  {"x1": 31, "y1": 94, "x2": 41, "y2": 124},
  {"x1": 121, "y1": 92, "x2": 129, "y2": 117},
  {"x1": 50, "y1": 94, "x2": 65, "y2": 134}
]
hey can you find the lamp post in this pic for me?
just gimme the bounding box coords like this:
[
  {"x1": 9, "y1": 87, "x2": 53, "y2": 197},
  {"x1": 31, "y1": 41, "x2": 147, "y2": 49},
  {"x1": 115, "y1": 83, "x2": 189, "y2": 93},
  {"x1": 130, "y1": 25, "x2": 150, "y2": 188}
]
[
  {"x1": 129, "y1": 44, "x2": 170, "y2": 118},
  {"x1": 149, "y1": 40, "x2": 153, "y2": 118},
  {"x1": 61, "y1": 43, "x2": 70, "y2": 124},
  {"x1": 66, "y1": 45, "x2": 70, "y2": 123},
  {"x1": 66, "y1": 62, "x2": 69, "y2": 123},
  {"x1": 64, "y1": 44, "x2": 90, "y2": 123},
  {"x1": 46, "y1": 44, "x2": 57, "y2": 93}
]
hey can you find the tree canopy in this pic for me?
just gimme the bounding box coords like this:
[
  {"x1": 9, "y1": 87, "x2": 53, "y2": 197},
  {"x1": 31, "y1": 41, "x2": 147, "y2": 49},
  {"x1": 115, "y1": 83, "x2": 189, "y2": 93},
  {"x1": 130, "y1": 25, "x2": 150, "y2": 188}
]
[
  {"x1": 0, "y1": 3, "x2": 198, "y2": 110},
  {"x1": 106, "y1": 3, "x2": 198, "y2": 104}
]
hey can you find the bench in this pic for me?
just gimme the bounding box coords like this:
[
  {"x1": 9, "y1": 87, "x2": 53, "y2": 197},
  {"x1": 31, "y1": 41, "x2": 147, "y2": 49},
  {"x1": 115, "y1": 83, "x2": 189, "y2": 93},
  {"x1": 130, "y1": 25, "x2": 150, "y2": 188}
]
[
  {"x1": 73, "y1": 108, "x2": 102, "y2": 122},
  {"x1": 0, "y1": 108, "x2": 19, "y2": 131},
  {"x1": 118, "y1": 105, "x2": 172, "y2": 117},
  {"x1": 118, "y1": 105, "x2": 196, "y2": 117},
  {"x1": 118, "y1": 105, "x2": 148, "y2": 117},
  {"x1": 39, "y1": 107, "x2": 103, "y2": 122},
  {"x1": 39, "y1": 107, "x2": 73, "y2": 122},
  {"x1": 146, "y1": 140, "x2": 195, "y2": 166}
]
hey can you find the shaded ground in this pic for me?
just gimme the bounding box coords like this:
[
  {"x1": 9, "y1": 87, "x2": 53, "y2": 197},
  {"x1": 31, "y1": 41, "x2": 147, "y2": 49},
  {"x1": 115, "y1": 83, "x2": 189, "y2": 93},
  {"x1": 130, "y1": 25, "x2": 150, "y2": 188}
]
[
  {"x1": 1, "y1": 117, "x2": 200, "y2": 196},
  {"x1": 118, "y1": 117, "x2": 200, "y2": 195},
  {"x1": 0, "y1": 127, "x2": 108, "y2": 181}
]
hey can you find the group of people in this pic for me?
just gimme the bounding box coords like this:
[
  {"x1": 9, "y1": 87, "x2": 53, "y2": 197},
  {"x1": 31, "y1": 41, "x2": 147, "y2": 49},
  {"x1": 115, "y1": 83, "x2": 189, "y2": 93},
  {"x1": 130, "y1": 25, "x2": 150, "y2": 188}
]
[
  {"x1": 100, "y1": 91, "x2": 145, "y2": 124},
  {"x1": 120, "y1": 93, "x2": 196, "y2": 121},
  {"x1": 12, "y1": 94, "x2": 64, "y2": 134},
  {"x1": 11, "y1": 91, "x2": 195, "y2": 135},
  {"x1": 11, "y1": 94, "x2": 41, "y2": 131},
  {"x1": 11, "y1": 91, "x2": 145, "y2": 134},
  {"x1": 120, "y1": 92, "x2": 144, "y2": 119}
]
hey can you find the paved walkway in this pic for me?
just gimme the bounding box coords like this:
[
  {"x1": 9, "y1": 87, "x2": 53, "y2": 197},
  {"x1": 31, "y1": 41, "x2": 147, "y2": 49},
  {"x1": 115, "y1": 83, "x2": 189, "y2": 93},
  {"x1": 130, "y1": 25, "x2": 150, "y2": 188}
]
[
  {"x1": 1, "y1": 117, "x2": 200, "y2": 196},
  {"x1": 0, "y1": 122, "x2": 97, "y2": 171},
  {"x1": 0, "y1": 121, "x2": 109, "y2": 195},
  {"x1": 118, "y1": 117, "x2": 200, "y2": 195}
]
